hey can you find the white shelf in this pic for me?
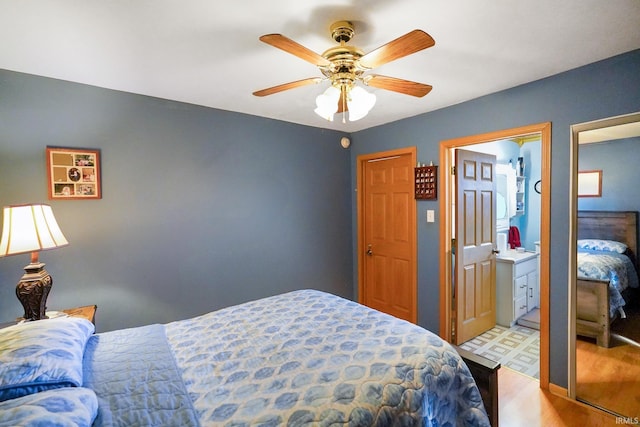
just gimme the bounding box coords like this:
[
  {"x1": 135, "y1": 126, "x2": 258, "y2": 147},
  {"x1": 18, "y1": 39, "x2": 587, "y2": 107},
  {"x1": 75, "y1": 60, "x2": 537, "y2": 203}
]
[{"x1": 515, "y1": 176, "x2": 525, "y2": 215}]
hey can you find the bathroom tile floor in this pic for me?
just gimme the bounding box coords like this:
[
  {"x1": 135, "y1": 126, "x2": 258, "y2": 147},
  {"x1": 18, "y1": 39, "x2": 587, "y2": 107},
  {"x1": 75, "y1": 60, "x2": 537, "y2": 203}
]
[{"x1": 460, "y1": 324, "x2": 540, "y2": 379}]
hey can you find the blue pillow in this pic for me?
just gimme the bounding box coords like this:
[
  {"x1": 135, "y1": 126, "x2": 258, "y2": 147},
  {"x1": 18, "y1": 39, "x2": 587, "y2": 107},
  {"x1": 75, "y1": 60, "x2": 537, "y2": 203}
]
[
  {"x1": 0, "y1": 387, "x2": 98, "y2": 427},
  {"x1": 0, "y1": 317, "x2": 95, "y2": 402},
  {"x1": 577, "y1": 239, "x2": 628, "y2": 254}
]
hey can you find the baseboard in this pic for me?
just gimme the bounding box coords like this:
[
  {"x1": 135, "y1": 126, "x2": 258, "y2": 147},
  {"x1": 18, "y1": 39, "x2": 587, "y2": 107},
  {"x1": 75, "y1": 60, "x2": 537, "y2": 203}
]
[
  {"x1": 548, "y1": 383, "x2": 617, "y2": 419},
  {"x1": 548, "y1": 382, "x2": 567, "y2": 397}
]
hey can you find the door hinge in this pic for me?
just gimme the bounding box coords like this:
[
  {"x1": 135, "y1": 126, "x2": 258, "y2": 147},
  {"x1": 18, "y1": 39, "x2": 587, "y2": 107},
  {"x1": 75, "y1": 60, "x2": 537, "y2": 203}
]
[
  {"x1": 451, "y1": 166, "x2": 456, "y2": 175},
  {"x1": 451, "y1": 316, "x2": 456, "y2": 342}
]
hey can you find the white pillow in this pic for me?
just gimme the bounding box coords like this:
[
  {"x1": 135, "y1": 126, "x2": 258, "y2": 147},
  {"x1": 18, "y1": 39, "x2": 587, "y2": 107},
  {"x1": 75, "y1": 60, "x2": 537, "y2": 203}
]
[
  {"x1": 577, "y1": 239, "x2": 628, "y2": 254},
  {"x1": 0, "y1": 317, "x2": 95, "y2": 401}
]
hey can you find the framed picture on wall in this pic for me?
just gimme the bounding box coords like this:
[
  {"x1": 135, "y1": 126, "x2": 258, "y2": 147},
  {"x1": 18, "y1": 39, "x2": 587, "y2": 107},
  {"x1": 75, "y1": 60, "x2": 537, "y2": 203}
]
[
  {"x1": 46, "y1": 147, "x2": 101, "y2": 199},
  {"x1": 577, "y1": 170, "x2": 602, "y2": 197}
]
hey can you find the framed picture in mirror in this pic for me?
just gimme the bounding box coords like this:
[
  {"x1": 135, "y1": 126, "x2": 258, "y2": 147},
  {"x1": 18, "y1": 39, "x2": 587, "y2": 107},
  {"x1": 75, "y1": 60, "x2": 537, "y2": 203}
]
[{"x1": 577, "y1": 170, "x2": 601, "y2": 197}]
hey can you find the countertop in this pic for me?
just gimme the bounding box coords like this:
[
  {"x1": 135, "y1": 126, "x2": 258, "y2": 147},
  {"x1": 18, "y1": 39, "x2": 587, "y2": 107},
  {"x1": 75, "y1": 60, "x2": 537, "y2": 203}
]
[{"x1": 496, "y1": 249, "x2": 538, "y2": 263}]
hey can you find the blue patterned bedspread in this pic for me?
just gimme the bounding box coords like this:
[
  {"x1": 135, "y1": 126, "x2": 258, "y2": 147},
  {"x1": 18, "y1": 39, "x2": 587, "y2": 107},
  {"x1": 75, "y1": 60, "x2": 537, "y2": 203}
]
[
  {"x1": 577, "y1": 249, "x2": 639, "y2": 317},
  {"x1": 83, "y1": 324, "x2": 200, "y2": 426},
  {"x1": 164, "y1": 290, "x2": 489, "y2": 426}
]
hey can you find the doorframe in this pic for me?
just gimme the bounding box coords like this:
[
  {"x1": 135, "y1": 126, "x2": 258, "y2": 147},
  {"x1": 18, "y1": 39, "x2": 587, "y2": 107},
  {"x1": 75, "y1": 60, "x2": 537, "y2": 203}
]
[
  {"x1": 438, "y1": 122, "x2": 551, "y2": 389},
  {"x1": 356, "y1": 146, "x2": 417, "y2": 323}
]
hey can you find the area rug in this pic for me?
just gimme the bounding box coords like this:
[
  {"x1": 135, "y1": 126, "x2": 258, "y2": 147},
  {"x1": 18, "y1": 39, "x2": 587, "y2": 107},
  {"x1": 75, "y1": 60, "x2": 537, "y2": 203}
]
[{"x1": 460, "y1": 324, "x2": 540, "y2": 379}]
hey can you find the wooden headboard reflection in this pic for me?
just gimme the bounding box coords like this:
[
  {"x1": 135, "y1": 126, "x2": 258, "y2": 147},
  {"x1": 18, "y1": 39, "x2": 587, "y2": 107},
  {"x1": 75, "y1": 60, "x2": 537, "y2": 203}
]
[{"x1": 577, "y1": 210, "x2": 638, "y2": 269}]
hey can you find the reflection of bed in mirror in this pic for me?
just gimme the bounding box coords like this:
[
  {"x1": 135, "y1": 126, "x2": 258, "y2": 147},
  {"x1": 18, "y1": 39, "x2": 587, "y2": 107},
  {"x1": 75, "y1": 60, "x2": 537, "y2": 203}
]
[{"x1": 576, "y1": 210, "x2": 639, "y2": 347}]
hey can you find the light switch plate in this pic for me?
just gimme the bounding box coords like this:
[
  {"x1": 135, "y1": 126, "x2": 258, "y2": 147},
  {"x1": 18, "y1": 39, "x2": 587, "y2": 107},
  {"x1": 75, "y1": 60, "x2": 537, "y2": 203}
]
[{"x1": 427, "y1": 210, "x2": 435, "y2": 223}]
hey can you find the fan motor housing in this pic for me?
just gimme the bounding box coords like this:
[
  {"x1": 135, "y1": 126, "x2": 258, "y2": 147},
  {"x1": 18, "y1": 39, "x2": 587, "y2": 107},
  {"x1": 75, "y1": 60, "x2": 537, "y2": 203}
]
[
  {"x1": 330, "y1": 20, "x2": 355, "y2": 43},
  {"x1": 321, "y1": 46, "x2": 365, "y2": 79}
]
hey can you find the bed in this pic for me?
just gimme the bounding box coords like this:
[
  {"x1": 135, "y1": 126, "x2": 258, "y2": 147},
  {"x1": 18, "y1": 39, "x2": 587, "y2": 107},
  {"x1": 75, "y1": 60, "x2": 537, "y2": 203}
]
[
  {"x1": 0, "y1": 289, "x2": 495, "y2": 426},
  {"x1": 576, "y1": 211, "x2": 639, "y2": 347}
]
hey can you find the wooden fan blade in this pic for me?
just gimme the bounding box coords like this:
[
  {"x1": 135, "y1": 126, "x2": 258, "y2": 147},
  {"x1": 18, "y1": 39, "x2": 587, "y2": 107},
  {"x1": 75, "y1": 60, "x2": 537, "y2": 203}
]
[
  {"x1": 359, "y1": 30, "x2": 435, "y2": 69},
  {"x1": 259, "y1": 34, "x2": 331, "y2": 67},
  {"x1": 253, "y1": 77, "x2": 322, "y2": 97},
  {"x1": 365, "y1": 75, "x2": 432, "y2": 97}
]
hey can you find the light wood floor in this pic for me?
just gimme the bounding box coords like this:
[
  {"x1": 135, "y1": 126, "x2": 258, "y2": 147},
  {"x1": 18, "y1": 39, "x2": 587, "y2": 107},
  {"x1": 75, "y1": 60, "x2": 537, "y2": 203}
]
[
  {"x1": 576, "y1": 337, "x2": 640, "y2": 417},
  {"x1": 499, "y1": 367, "x2": 616, "y2": 426}
]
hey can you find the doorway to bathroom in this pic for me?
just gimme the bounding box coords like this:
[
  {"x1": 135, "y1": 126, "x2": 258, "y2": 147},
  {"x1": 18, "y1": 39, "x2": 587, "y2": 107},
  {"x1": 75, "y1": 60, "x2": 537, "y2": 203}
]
[
  {"x1": 438, "y1": 122, "x2": 551, "y2": 387},
  {"x1": 457, "y1": 135, "x2": 542, "y2": 379}
]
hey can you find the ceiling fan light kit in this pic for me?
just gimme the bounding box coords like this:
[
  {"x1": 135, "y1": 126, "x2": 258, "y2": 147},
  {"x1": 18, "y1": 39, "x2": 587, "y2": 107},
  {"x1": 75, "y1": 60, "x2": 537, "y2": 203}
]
[
  {"x1": 314, "y1": 84, "x2": 376, "y2": 122},
  {"x1": 254, "y1": 20, "x2": 434, "y2": 123},
  {"x1": 314, "y1": 86, "x2": 340, "y2": 121},
  {"x1": 344, "y1": 86, "x2": 376, "y2": 121}
]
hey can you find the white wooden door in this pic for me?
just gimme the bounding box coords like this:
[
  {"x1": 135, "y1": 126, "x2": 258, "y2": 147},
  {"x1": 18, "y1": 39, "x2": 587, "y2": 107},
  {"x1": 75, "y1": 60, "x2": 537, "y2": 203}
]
[{"x1": 455, "y1": 149, "x2": 497, "y2": 344}]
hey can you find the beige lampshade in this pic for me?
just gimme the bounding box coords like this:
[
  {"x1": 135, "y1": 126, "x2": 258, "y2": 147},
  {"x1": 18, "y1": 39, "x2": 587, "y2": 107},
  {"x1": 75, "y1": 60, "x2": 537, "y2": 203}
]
[{"x1": 0, "y1": 204, "x2": 69, "y2": 257}]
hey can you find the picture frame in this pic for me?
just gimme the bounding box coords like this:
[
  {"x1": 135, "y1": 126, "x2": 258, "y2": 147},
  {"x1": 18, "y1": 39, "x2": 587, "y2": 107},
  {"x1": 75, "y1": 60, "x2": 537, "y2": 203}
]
[
  {"x1": 46, "y1": 147, "x2": 101, "y2": 200},
  {"x1": 577, "y1": 170, "x2": 602, "y2": 197}
]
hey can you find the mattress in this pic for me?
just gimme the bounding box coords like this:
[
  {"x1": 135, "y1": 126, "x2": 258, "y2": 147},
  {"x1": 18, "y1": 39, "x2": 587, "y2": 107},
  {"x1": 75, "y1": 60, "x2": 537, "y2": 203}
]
[
  {"x1": 577, "y1": 249, "x2": 639, "y2": 317},
  {"x1": 83, "y1": 289, "x2": 489, "y2": 426}
]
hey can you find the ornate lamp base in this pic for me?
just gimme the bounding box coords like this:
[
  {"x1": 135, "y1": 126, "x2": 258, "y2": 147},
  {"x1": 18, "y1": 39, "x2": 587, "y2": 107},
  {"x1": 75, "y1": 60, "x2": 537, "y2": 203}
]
[{"x1": 16, "y1": 262, "x2": 53, "y2": 321}]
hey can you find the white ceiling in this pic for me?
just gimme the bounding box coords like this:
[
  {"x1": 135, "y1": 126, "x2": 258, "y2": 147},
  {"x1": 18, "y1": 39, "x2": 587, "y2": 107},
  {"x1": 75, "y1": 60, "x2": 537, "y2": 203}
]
[
  {"x1": 1, "y1": 0, "x2": 639, "y2": 133},
  {"x1": 579, "y1": 121, "x2": 640, "y2": 144}
]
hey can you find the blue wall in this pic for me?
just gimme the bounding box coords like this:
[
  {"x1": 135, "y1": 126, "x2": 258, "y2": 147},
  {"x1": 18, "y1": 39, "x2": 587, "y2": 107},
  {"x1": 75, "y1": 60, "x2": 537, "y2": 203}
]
[
  {"x1": 350, "y1": 49, "x2": 640, "y2": 387},
  {"x1": 0, "y1": 70, "x2": 353, "y2": 332},
  {"x1": 1, "y1": 49, "x2": 639, "y2": 388},
  {"x1": 578, "y1": 137, "x2": 640, "y2": 212},
  {"x1": 519, "y1": 140, "x2": 542, "y2": 251}
]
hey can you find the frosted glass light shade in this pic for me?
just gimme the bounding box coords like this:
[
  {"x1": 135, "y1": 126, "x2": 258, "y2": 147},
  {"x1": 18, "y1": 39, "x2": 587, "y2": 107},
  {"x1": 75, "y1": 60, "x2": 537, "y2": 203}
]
[
  {"x1": 314, "y1": 86, "x2": 340, "y2": 121},
  {"x1": 347, "y1": 86, "x2": 376, "y2": 121}
]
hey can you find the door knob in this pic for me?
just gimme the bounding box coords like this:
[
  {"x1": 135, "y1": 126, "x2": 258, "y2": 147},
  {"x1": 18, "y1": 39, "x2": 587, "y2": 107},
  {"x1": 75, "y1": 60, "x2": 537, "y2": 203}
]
[
  {"x1": 366, "y1": 244, "x2": 373, "y2": 256},
  {"x1": 492, "y1": 248, "x2": 500, "y2": 254}
]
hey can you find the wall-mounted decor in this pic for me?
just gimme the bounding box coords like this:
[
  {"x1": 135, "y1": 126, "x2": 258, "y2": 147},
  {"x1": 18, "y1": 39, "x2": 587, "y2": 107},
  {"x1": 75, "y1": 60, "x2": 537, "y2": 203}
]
[
  {"x1": 534, "y1": 180, "x2": 542, "y2": 194},
  {"x1": 578, "y1": 170, "x2": 601, "y2": 197},
  {"x1": 46, "y1": 147, "x2": 101, "y2": 199},
  {"x1": 415, "y1": 165, "x2": 437, "y2": 200}
]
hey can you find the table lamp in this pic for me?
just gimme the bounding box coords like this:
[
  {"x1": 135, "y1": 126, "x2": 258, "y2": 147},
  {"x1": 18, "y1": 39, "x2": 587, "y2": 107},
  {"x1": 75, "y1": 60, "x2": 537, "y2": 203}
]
[{"x1": 0, "y1": 204, "x2": 69, "y2": 321}]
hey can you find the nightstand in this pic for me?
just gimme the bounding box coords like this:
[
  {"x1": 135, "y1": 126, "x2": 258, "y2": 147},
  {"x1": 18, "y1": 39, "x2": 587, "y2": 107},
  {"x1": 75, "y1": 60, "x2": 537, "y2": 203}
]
[
  {"x1": 0, "y1": 304, "x2": 98, "y2": 330},
  {"x1": 61, "y1": 305, "x2": 97, "y2": 325}
]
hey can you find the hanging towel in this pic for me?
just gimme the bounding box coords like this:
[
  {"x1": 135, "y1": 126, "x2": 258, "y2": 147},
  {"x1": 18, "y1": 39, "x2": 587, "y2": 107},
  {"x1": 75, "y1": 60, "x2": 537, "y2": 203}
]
[{"x1": 508, "y1": 226, "x2": 521, "y2": 249}]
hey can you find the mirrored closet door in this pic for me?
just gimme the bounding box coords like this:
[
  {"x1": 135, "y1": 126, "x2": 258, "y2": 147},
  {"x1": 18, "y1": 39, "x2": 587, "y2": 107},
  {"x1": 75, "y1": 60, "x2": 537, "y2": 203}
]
[{"x1": 570, "y1": 112, "x2": 640, "y2": 416}]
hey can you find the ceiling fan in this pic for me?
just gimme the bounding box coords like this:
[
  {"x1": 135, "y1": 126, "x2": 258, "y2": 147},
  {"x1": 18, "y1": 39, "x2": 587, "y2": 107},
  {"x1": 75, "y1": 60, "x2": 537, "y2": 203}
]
[{"x1": 253, "y1": 21, "x2": 435, "y2": 122}]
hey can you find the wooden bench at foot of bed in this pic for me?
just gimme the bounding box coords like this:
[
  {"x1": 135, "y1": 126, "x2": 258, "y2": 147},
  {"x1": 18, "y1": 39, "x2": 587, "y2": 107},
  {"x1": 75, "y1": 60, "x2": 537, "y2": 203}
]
[
  {"x1": 576, "y1": 278, "x2": 612, "y2": 348},
  {"x1": 456, "y1": 347, "x2": 501, "y2": 427}
]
